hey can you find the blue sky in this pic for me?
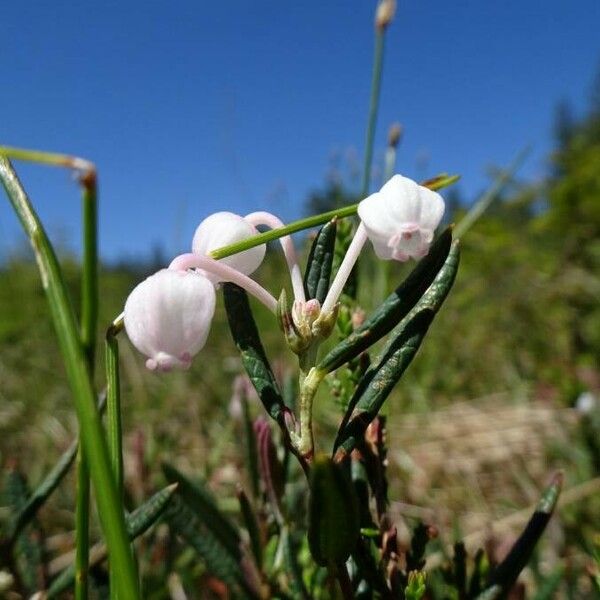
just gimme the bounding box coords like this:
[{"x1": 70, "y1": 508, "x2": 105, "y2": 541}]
[{"x1": 1, "y1": 1, "x2": 599, "y2": 262}]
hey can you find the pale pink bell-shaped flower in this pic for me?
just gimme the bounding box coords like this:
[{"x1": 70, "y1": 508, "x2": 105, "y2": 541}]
[
  {"x1": 357, "y1": 174, "x2": 445, "y2": 261},
  {"x1": 192, "y1": 211, "x2": 266, "y2": 284},
  {"x1": 124, "y1": 269, "x2": 216, "y2": 372}
]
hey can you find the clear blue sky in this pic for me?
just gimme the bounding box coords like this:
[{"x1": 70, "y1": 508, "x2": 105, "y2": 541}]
[{"x1": 2, "y1": 1, "x2": 599, "y2": 262}]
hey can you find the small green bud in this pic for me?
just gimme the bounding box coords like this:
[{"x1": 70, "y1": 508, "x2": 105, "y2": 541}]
[{"x1": 405, "y1": 570, "x2": 427, "y2": 600}]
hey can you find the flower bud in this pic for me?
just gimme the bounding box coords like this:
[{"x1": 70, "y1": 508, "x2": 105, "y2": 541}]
[
  {"x1": 357, "y1": 174, "x2": 445, "y2": 262},
  {"x1": 192, "y1": 212, "x2": 266, "y2": 284},
  {"x1": 375, "y1": 0, "x2": 396, "y2": 31},
  {"x1": 388, "y1": 122, "x2": 403, "y2": 148},
  {"x1": 124, "y1": 269, "x2": 216, "y2": 371}
]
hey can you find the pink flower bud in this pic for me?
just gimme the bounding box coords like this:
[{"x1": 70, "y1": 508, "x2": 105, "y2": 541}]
[
  {"x1": 357, "y1": 174, "x2": 445, "y2": 261},
  {"x1": 124, "y1": 269, "x2": 216, "y2": 372},
  {"x1": 192, "y1": 212, "x2": 266, "y2": 284}
]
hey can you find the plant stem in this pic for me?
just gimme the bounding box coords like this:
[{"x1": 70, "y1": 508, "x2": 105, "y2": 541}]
[
  {"x1": 361, "y1": 29, "x2": 386, "y2": 199},
  {"x1": 106, "y1": 322, "x2": 124, "y2": 493},
  {"x1": 0, "y1": 156, "x2": 140, "y2": 600},
  {"x1": 75, "y1": 169, "x2": 98, "y2": 600},
  {"x1": 290, "y1": 367, "x2": 325, "y2": 460},
  {"x1": 106, "y1": 320, "x2": 124, "y2": 599},
  {"x1": 209, "y1": 174, "x2": 459, "y2": 261}
]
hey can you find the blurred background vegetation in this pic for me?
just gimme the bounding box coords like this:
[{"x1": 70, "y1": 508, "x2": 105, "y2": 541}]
[{"x1": 1, "y1": 78, "x2": 599, "y2": 597}]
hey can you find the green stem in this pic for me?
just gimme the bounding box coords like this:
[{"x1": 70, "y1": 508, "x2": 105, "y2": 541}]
[
  {"x1": 75, "y1": 455, "x2": 90, "y2": 600},
  {"x1": 106, "y1": 317, "x2": 125, "y2": 600},
  {"x1": 0, "y1": 156, "x2": 140, "y2": 600},
  {"x1": 106, "y1": 323, "x2": 124, "y2": 493},
  {"x1": 360, "y1": 29, "x2": 386, "y2": 198},
  {"x1": 209, "y1": 174, "x2": 459, "y2": 261},
  {"x1": 75, "y1": 169, "x2": 98, "y2": 600},
  {"x1": 0, "y1": 144, "x2": 94, "y2": 172},
  {"x1": 290, "y1": 367, "x2": 325, "y2": 460}
]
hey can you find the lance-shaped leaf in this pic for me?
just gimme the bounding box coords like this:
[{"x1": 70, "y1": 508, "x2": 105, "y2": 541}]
[
  {"x1": 318, "y1": 228, "x2": 453, "y2": 374},
  {"x1": 308, "y1": 455, "x2": 360, "y2": 566},
  {"x1": 333, "y1": 242, "x2": 460, "y2": 458},
  {"x1": 477, "y1": 473, "x2": 563, "y2": 600},
  {"x1": 164, "y1": 494, "x2": 256, "y2": 598},
  {"x1": 453, "y1": 542, "x2": 467, "y2": 598},
  {"x1": 304, "y1": 219, "x2": 337, "y2": 304},
  {"x1": 2, "y1": 467, "x2": 47, "y2": 592},
  {"x1": 7, "y1": 440, "x2": 77, "y2": 547},
  {"x1": 46, "y1": 484, "x2": 178, "y2": 598},
  {"x1": 162, "y1": 463, "x2": 242, "y2": 561},
  {"x1": 7, "y1": 393, "x2": 106, "y2": 547},
  {"x1": 223, "y1": 283, "x2": 286, "y2": 422}
]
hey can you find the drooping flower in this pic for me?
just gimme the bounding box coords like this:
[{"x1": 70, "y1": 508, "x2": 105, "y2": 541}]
[
  {"x1": 357, "y1": 174, "x2": 445, "y2": 261},
  {"x1": 124, "y1": 269, "x2": 216, "y2": 372},
  {"x1": 192, "y1": 211, "x2": 266, "y2": 284}
]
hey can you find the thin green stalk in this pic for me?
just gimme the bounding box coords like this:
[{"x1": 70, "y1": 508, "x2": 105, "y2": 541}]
[
  {"x1": 209, "y1": 174, "x2": 459, "y2": 261},
  {"x1": 454, "y1": 147, "x2": 530, "y2": 239},
  {"x1": 105, "y1": 315, "x2": 125, "y2": 600},
  {"x1": 361, "y1": 29, "x2": 386, "y2": 198},
  {"x1": 75, "y1": 455, "x2": 90, "y2": 600},
  {"x1": 0, "y1": 156, "x2": 140, "y2": 600},
  {"x1": 106, "y1": 318, "x2": 124, "y2": 492},
  {"x1": 75, "y1": 170, "x2": 98, "y2": 600},
  {"x1": 107, "y1": 321, "x2": 125, "y2": 599},
  {"x1": 0, "y1": 144, "x2": 94, "y2": 172}
]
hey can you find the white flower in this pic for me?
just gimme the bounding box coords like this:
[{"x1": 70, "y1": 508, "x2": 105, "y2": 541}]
[
  {"x1": 192, "y1": 211, "x2": 266, "y2": 284},
  {"x1": 357, "y1": 174, "x2": 445, "y2": 261},
  {"x1": 124, "y1": 269, "x2": 216, "y2": 372}
]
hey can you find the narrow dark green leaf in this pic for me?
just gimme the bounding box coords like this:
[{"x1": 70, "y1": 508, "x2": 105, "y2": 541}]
[
  {"x1": 333, "y1": 242, "x2": 460, "y2": 458},
  {"x1": 8, "y1": 440, "x2": 77, "y2": 547},
  {"x1": 478, "y1": 473, "x2": 563, "y2": 599},
  {"x1": 453, "y1": 542, "x2": 467, "y2": 599},
  {"x1": 46, "y1": 484, "x2": 177, "y2": 597},
  {"x1": 237, "y1": 488, "x2": 263, "y2": 569},
  {"x1": 2, "y1": 467, "x2": 47, "y2": 592},
  {"x1": 467, "y1": 549, "x2": 486, "y2": 598},
  {"x1": 308, "y1": 456, "x2": 360, "y2": 566},
  {"x1": 162, "y1": 463, "x2": 241, "y2": 561},
  {"x1": 304, "y1": 219, "x2": 337, "y2": 303},
  {"x1": 164, "y1": 495, "x2": 255, "y2": 599},
  {"x1": 406, "y1": 523, "x2": 437, "y2": 573},
  {"x1": 223, "y1": 283, "x2": 286, "y2": 422},
  {"x1": 319, "y1": 228, "x2": 453, "y2": 374},
  {"x1": 8, "y1": 393, "x2": 106, "y2": 547}
]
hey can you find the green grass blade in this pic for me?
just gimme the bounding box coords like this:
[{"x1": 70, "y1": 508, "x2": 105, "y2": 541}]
[
  {"x1": 454, "y1": 147, "x2": 529, "y2": 239},
  {"x1": 223, "y1": 283, "x2": 287, "y2": 423},
  {"x1": 303, "y1": 219, "x2": 337, "y2": 304},
  {"x1": 47, "y1": 484, "x2": 178, "y2": 598},
  {"x1": 478, "y1": 473, "x2": 563, "y2": 599},
  {"x1": 318, "y1": 228, "x2": 453, "y2": 374},
  {"x1": 76, "y1": 169, "x2": 98, "y2": 600},
  {"x1": 0, "y1": 156, "x2": 140, "y2": 600}
]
